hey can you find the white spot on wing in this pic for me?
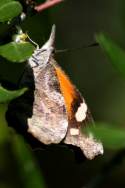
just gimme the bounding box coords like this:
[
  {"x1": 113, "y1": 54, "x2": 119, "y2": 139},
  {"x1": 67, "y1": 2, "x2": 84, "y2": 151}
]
[
  {"x1": 75, "y1": 102, "x2": 87, "y2": 122},
  {"x1": 70, "y1": 128, "x2": 79, "y2": 136}
]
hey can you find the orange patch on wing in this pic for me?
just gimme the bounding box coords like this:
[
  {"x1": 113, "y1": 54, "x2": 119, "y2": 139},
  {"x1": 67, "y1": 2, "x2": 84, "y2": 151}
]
[{"x1": 55, "y1": 66, "x2": 75, "y2": 117}]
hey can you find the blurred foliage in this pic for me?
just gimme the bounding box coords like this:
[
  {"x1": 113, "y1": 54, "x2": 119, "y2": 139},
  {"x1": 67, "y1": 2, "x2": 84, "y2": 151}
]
[
  {"x1": 85, "y1": 123, "x2": 125, "y2": 149},
  {"x1": 96, "y1": 33, "x2": 125, "y2": 78},
  {"x1": 83, "y1": 33, "x2": 125, "y2": 150}
]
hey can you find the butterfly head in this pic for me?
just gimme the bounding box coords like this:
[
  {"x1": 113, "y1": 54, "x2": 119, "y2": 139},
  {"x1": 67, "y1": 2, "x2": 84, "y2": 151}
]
[{"x1": 29, "y1": 25, "x2": 56, "y2": 68}]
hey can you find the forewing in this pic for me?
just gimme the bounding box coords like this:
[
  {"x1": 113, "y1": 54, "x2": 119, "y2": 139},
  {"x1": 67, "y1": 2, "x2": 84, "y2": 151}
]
[{"x1": 54, "y1": 65, "x2": 103, "y2": 159}]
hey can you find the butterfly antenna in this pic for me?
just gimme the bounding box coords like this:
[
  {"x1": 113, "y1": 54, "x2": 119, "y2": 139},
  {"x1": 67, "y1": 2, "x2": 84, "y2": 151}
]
[{"x1": 56, "y1": 42, "x2": 99, "y2": 53}]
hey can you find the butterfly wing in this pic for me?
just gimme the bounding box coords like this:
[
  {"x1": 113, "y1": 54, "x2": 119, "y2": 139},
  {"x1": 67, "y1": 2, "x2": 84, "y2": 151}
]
[
  {"x1": 28, "y1": 60, "x2": 68, "y2": 144},
  {"x1": 54, "y1": 64, "x2": 103, "y2": 159},
  {"x1": 28, "y1": 24, "x2": 103, "y2": 159},
  {"x1": 54, "y1": 61, "x2": 93, "y2": 126}
]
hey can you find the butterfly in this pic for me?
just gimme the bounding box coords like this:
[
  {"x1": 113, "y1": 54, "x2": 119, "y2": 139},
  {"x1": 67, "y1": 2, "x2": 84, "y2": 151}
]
[{"x1": 28, "y1": 25, "x2": 103, "y2": 159}]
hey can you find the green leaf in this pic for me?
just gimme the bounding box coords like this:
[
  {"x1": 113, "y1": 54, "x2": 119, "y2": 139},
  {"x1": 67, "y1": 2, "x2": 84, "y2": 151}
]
[
  {"x1": 85, "y1": 123, "x2": 125, "y2": 149},
  {"x1": 0, "y1": 0, "x2": 14, "y2": 6},
  {"x1": 96, "y1": 33, "x2": 125, "y2": 77},
  {"x1": 0, "y1": 1, "x2": 22, "y2": 22},
  {"x1": 0, "y1": 42, "x2": 35, "y2": 62},
  {"x1": 12, "y1": 134, "x2": 46, "y2": 188},
  {"x1": 0, "y1": 0, "x2": 13, "y2": 3},
  {"x1": 0, "y1": 86, "x2": 27, "y2": 103}
]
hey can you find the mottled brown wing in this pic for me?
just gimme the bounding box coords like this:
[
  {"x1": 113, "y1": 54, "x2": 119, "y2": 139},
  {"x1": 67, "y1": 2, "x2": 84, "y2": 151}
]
[{"x1": 28, "y1": 60, "x2": 68, "y2": 144}]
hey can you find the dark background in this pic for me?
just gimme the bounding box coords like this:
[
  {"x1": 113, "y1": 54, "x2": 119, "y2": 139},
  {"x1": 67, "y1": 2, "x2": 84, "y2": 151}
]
[{"x1": 2, "y1": 0, "x2": 125, "y2": 187}]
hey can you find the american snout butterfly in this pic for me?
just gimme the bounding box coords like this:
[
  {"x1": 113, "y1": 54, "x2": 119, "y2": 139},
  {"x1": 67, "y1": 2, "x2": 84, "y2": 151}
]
[{"x1": 28, "y1": 25, "x2": 103, "y2": 159}]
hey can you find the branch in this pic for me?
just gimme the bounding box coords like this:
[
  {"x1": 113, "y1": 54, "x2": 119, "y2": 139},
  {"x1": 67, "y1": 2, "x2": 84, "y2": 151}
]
[{"x1": 34, "y1": 0, "x2": 64, "y2": 12}]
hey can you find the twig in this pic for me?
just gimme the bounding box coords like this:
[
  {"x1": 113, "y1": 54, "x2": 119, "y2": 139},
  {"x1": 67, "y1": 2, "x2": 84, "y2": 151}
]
[{"x1": 34, "y1": 0, "x2": 64, "y2": 12}]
